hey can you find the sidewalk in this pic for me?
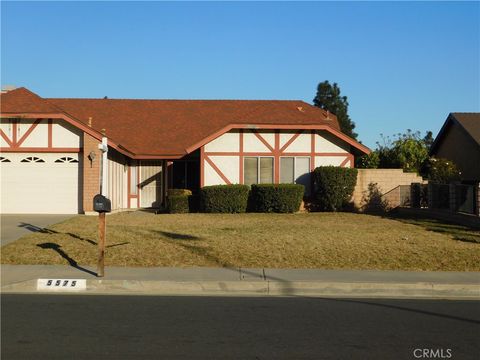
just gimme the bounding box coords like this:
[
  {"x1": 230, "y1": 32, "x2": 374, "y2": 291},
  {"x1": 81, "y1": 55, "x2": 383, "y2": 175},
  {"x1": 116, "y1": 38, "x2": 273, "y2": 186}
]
[{"x1": 2, "y1": 264, "x2": 479, "y2": 299}]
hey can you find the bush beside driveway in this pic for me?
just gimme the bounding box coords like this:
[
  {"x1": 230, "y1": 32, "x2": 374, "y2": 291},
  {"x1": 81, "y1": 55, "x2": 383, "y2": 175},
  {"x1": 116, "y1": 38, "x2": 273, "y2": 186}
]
[{"x1": 1, "y1": 212, "x2": 479, "y2": 271}]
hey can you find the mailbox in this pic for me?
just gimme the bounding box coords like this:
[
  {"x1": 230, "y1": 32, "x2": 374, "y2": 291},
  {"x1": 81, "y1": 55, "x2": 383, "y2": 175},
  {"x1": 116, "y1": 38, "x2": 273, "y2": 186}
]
[{"x1": 93, "y1": 194, "x2": 111, "y2": 213}]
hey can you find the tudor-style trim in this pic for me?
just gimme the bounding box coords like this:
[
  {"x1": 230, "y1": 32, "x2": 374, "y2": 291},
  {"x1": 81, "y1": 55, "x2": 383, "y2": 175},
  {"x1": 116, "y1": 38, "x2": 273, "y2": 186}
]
[
  {"x1": 280, "y1": 130, "x2": 303, "y2": 153},
  {"x1": 0, "y1": 128, "x2": 13, "y2": 146},
  {"x1": 203, "y1": 151, "x2": 351, "y2": 157},
  {"x1": 204, "y1": 154, "x2": 232, "y2": 185},
  {"x1": 274, "y1": 130, "x2": 280, "y2": 183},
  {"x1": 239, "y1": 129, "x2": 244, "y2": 185},
  {"x1": 0, "y1": 117, "x2": 81, "y2": 153},
  {"x1": 252, "y1": 130, "x2": 274, "y2": 152},
  {"x1": 185, "y1": 123, "x2": 370, "y2": 155},
  {"x1": 310, "y1": 130, "x2": 315, "y2": 172},
  {"x1": 200, "y1": 146, "x2": 205, "y2": 187},
  {"x1": 0, "y1": 147, "x2": 81, "y2": 153},
  {"x1": 201, "y1": 129, "x2": 352, "y2": 186},
  {"x1": 16, "y1": 119, "x2": 42, "y2": 147},
  {"x1": 48, "y1": 119, "x2": 53, "y2": 148}
]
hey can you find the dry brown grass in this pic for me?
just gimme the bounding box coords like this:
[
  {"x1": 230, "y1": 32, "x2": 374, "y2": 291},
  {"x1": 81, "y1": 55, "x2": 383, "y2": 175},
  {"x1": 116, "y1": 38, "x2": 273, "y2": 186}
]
[{"x1": 1, "y1": 211, "x2": 479, "y2": 271}]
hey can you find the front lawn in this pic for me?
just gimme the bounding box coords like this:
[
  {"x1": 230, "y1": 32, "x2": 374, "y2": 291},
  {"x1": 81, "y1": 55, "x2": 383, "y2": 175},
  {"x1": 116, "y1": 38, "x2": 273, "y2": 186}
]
[{"x1": 1, "y1": 212, "x2": 479, "y2": 271}]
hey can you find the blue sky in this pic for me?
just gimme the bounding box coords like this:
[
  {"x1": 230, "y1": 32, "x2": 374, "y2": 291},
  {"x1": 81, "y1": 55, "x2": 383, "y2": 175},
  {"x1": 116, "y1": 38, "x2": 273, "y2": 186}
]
[{"x1": 1, "y1": 1, "x2": 479, "y2": 148}]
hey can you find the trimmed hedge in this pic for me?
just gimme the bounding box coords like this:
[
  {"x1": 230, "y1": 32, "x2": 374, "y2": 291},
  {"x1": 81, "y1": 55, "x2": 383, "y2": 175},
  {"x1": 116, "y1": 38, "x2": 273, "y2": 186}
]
[
  {"x1": 313, "y1": 166, "x2": 358, "y2": 211},
  {"x1": 167, "y1": 195, "x2": 190, "y2": 213},
  {"x1": 168, "y1": 188, "x2": 192, "y2": 197},
  {"x1": 200, "y1": 184, "x2": 250, "y2": 213},
  {"x1": 249, "y1": 184, "x2": 304, "y2": 213}
]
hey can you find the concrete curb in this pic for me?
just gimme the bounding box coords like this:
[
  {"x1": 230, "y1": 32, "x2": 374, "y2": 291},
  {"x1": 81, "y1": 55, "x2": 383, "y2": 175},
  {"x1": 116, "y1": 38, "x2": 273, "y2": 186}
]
[{"x1": 2, "y1": 279, "x2": 479, "y2": 299}]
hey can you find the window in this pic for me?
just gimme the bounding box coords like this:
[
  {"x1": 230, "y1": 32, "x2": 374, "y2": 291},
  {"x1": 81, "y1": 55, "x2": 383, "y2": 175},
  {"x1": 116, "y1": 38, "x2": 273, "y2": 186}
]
[
  {"x1": 280, "y1": 157, "x2": 311, "y2": 193},
  {"x1": 20, "y1": 156, "x2": 45, "y2": 163},
  {"x1": 280, "y1": 157, "x2": 294, "y2": 183},
  {"x1": 0, "y1": 157, "x2": 11, "y2": 163},
  {"x1": 55, "y1": 157, "x2": 79, "y2": 163},
  {"x1": 244, "y1": 157, "x2": 274, "y2": 185}
]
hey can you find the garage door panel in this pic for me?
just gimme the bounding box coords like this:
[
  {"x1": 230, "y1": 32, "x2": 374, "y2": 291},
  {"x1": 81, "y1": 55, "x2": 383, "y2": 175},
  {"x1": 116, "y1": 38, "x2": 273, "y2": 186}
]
[{"x1": 0, "y1": 153, "x2": 81, "y2": 214}]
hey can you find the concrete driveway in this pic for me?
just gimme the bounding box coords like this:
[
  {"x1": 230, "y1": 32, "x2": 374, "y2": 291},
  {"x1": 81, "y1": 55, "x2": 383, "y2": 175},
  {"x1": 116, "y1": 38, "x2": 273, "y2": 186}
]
[{"x1": 0, "y1": 214, "x2": 76, "y2": 246}]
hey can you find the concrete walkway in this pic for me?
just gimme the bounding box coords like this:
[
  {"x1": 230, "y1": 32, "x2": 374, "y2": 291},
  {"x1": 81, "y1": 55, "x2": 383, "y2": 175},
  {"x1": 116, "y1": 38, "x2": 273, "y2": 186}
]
[
  {"x1": 0, "y1": 214, "x2": 75, "y2": 246},
  {"x1": 2, "y1": 265, "x2": 479, "y2": 299}
]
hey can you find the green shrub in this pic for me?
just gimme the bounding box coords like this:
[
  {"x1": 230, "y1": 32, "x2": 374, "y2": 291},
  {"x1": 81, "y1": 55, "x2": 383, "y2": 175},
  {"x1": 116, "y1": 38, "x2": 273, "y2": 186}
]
[
  {"x1": 168, "y1": 188, "x2": 192, "y2": 197},
  {"x1": 421, "y1": 157, "x2": 460, "y2": 183},
  {"x1": 249, "y1": 184, "x2": 304, "y2": 213},
  {"x1": 167, "y1": 195, "x2": 190, "y2": 213},
  {"x1": 313, "y1": 166, "x2": 358, "y2": 211},
  {"x1": 200, "y1": 184, "x2": 250, "y2": 213}
]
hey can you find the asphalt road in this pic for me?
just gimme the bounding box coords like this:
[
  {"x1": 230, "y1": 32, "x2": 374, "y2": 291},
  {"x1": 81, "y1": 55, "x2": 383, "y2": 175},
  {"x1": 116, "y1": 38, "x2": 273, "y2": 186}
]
[{"x1": 1, "y1": 295, "x2": 479, "y2": 360}]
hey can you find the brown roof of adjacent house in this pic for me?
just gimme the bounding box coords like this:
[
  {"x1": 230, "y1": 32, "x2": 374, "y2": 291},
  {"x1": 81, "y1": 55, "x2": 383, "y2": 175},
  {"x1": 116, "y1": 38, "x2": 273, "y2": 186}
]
[
  {"x1": 451, "y1": 113, "x2": 480, "y2": 146},
  {"x1": 1, "y1": 87, "x2": 369, "y2": 157},
  {"x1": 430, "y1": 112, "x2": 480, "y2": 154}
]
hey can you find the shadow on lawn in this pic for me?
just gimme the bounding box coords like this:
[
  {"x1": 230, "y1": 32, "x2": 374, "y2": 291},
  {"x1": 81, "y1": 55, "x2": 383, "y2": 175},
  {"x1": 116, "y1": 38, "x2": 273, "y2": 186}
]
[
  {"x1": 37, "y1": 242, "x2": 97, "y2": 276},
  {"x1": 19, "y1": 222, "x2": 98, "y2": 245},
  {"x1": 151, "y1": 229, "x2": 296, "y2": 296},
  {"x1": 383, "y1": 214, "x2": 480, "y2": 244}
]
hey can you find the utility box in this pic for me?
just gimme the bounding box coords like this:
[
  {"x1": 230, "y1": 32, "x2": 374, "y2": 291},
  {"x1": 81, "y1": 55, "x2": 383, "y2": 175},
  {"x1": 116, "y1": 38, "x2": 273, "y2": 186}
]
[{"x1": 93, "y1": 194, "x2": 111, "y2": 213}]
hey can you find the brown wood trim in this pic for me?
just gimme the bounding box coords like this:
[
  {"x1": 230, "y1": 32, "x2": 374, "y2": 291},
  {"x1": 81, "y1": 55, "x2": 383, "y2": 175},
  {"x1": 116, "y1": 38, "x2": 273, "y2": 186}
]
[
  {"x1": 184, "y1": 123, "x2": 370, "y2": 155},
  {"x1": 204, "y1": 154, "x2": 232, "y2": 185},
  {"x1": 239, "y1": 130, "x2": 244, "y2": 185},
  {"x1": 339, "y1": 156, "x2": 350, "y2": 167},
  {"x1": 200, "y1": 146, "x2": 205, "y2": 187},
  {"x1": 0, "y1": 147, "x2": 81, "y2": 153},
  {"x1": 279, "y1": 130, "x2": 303, "y2": 153},
  {"x1": 274, "y1": 130, "x2": 280, "y2": 183},
  {"x1": 16, "y1": 119, "x2": 42, "y2": 147},
  {"x1": 12, "y1": 119, "x2": 17, "y2": 144},
  {"x1": 310, "y1": 130, "x2": 315, "y2": 171},
  {"x1": 251, "y1": 129, "x2": 275, "y2": 152},
  {"x1": 204, "y1": 151, "x2": 351, "y2": 157},
  {"x1": 0, "y1": 128, "x2": 13, "y2": 147},
  {"x1": 47, "y1": 119, "x2": 53, "y2": 148}
]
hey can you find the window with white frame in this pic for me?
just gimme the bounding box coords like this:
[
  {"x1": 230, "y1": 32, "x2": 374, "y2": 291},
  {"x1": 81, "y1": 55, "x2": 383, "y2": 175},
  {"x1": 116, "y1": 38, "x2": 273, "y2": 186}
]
[
  {"x1": 20, "y1": 156, "x2": 45, "y2": 163},
  {"x1": 54, "y1": 157, "x2": 79, "y2": 163},
  {"x1": 244, "y1": 157, "x2": 274, "y2": 185},
  {"x1": 280, "y1": 157, "x2": 311, "y2": 193}
]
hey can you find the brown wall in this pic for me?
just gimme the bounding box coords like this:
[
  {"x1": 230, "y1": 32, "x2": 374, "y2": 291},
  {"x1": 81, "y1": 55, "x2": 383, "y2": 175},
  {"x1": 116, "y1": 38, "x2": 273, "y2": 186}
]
[
  {"x1": 82, "y1": 132, "x2": 101, "y2": 213},
  {"x1": 433, "y1": 124, "x2": 480, "y2": 181},
  {"x1": 353, "y1": 169, "x2": 425, "y2": 210}
]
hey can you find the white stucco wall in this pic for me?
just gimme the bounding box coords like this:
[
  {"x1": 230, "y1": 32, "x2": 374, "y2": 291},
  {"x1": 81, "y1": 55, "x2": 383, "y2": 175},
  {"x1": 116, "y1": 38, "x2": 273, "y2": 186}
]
[
  {"x1": 315, "y1": 131, "x2": 350, "y2": 153},
  {"x1": 52, "y1": 121, "x2": 82, "y2": 148},
  {"x1": 204, "y1": 131, "x2": 240, "y2": 152},
  {"x1": 202, "y1": 129, "x2": 354, "y2": 187}
]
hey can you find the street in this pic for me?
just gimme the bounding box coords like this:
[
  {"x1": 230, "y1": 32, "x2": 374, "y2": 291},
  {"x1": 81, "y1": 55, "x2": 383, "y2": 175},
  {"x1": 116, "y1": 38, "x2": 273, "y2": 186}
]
[{"x1": 1, "y1": 295, "x2": 479, "y2": 359}]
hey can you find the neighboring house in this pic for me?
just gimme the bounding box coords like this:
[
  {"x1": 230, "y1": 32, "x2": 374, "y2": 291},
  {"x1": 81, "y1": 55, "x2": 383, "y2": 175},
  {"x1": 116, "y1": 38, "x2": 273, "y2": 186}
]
[
  {"x1": 430, "y1": 112, "x2": 480, "y2": 183},
  {"x1": 430, "y1": 112, "x2": 480, "y2": 216},
  {"x1": 0, "y1": 87, "x2": 369, "y2": 214}
]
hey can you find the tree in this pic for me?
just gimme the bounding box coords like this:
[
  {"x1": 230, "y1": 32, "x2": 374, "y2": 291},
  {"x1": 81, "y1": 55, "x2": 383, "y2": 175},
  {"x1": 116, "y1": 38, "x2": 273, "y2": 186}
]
[
  {"x1": 313, "y1": 81, "x2": 357, "y2": 139},
  {"x1": 421, "y1": 158, "x2": 460, "y2": 183},
  {"x1": 357, "y1": 130, "x2": 431, "y2": 173}
]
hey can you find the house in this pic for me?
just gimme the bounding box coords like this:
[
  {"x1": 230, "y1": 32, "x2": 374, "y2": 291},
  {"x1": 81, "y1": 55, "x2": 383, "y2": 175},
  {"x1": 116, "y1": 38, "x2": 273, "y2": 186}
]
[
  {"x1": 0, "y1": 87, "x2": 370, "y2": 214},
  {"x1": 429, "y1": 112, "x2": 480, "y2": 215},
  {"x1": 430, "y1": 112, "x2": 480, "y2": 183}
]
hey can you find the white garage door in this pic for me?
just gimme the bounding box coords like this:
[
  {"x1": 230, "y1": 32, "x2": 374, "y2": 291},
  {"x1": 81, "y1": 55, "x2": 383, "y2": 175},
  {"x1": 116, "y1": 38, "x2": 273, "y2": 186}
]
[{"x1": 0, "y1": 153, "x2": 81, "y2": 214}]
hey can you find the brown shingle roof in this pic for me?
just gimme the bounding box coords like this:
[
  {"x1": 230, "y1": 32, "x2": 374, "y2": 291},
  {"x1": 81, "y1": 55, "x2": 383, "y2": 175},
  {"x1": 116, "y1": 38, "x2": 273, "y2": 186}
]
[
  {"x1": 451, "y1": 112, "x2": 480, "y2": 146},
  {"x1": 0, "y1": 87, "x2": 60, "y2": 114},
  {"x1": 0, "y1": 87, "x2": 368, "y2": 157}
]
